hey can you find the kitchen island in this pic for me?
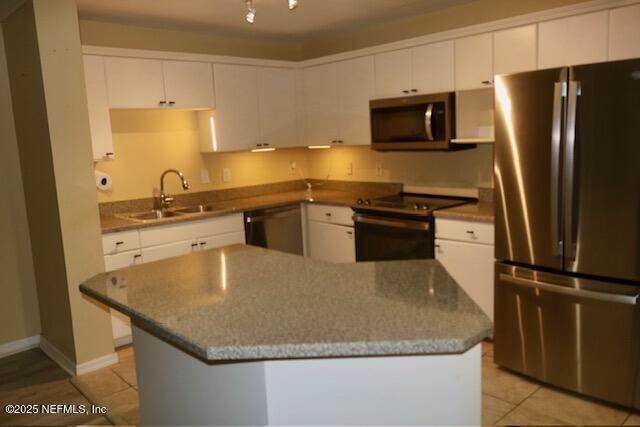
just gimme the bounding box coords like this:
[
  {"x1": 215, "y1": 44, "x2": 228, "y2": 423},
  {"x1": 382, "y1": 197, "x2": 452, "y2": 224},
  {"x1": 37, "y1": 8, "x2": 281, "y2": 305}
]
[{"x1": 80, "y1": 244, "x2": 491, "y2": 425}]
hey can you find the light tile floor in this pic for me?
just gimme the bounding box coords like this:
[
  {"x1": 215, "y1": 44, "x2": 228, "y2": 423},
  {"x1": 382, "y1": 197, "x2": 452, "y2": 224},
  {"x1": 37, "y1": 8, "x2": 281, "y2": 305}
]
[{"x1": 1, "y1": 342, "x2": 639, "y2": 426}]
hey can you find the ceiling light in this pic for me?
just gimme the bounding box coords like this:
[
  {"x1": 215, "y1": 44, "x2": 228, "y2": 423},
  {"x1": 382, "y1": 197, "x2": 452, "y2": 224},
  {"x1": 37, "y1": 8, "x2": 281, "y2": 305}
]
[
  {"x1": 288, "y1": 0, "x2": 298, "y2": 10},
  {"x1": 245, "y1": 0, "x2": 256, "y2": 24}
]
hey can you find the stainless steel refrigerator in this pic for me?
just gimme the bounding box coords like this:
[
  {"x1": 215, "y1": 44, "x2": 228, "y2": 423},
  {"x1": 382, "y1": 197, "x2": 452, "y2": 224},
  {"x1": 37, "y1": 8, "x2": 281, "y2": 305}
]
[{"x1": 494, "y1": 58, "x2": 640, "y2": 409}]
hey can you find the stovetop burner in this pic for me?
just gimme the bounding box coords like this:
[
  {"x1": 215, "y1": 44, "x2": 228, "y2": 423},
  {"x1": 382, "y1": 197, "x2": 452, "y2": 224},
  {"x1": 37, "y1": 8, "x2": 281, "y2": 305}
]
[{"x1": 355, "y1": 193, "x2": 471, "y2": 216}]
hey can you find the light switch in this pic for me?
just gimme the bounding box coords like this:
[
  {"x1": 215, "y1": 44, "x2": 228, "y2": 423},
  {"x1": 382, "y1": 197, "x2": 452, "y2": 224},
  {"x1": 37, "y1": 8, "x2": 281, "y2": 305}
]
[
  {"x1": 222, "y1": 168, "x2": 231, "y2": 183},
  {"x1": 200, "y1": 169, "x2": 210, "y2": 184},
  {"x1": 289, "y1": 161, "x2": 297, "y2": 174},
  {"x1": 346, "y1": 162, "x2": 353, "y2": 176},
  {"x1": 375, "y1": 162, "x2": 383, "y2": 177}
]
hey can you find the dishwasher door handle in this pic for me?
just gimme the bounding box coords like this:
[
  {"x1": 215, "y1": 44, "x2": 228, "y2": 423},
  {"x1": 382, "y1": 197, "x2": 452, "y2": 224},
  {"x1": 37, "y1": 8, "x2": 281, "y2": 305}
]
[
  {"x1": 352, "y1": 213, "x2": 430, "y2": 231},
  {"x1": 246, "y1": 207, "x2": 300, "y2": 223},
  {"x1": 500, "y1": 273, "x2": 639, "y2": 305}
]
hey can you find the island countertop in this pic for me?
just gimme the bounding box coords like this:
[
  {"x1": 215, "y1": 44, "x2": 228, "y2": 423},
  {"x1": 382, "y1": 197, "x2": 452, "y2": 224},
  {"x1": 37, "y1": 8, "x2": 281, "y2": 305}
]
[{"x1": 80, "y1": 245, "x2": 491, "y2": 362}]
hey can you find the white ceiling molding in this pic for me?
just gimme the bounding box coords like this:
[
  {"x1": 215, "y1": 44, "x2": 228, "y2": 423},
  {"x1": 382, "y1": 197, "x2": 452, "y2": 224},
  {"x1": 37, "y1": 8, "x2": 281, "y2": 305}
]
[{"x1": 82, "y1": 0, "x2": 639, "y2": 69}]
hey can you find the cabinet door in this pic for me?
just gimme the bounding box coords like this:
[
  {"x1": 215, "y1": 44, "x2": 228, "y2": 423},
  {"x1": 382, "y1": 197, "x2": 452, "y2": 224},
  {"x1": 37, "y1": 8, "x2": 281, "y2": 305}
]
[
  {"x1": 455, "y1": 33, "x2": 494, "y2": 90},
  {"x1": 538, "y1": 11, "x2": 608, "y2": 69},
  {"x1": 104, "y1": 250, "x2": 143, "y2": 272},
  {"x1": 493, "y1": 25, "x2": 537, "y2": 75},
  {"x1": 198, "y1": 231, "x2": 246, "y2": 251},
  {"x1": 104, "y1": 57, "x2": 165, "y2": 108},
  {"x1": 141, "y1": 240, "x2": 197, "y2": 263},
  {"x1": 374, "y1": 49, "x2": 412, "y2": 98},
  {"x1": 308, "y1": 221, "x2": 355, "y2": 263},
  {"x1": 336, "y1": 56, "x2": 375, "y2": 146},
  {"x1": 256, "y1": 67, "x2": 298, "y2": 148},
  {"x1": 83, "y1": 55, "x2": 114, "y2": 161},
  {"x1": 412, "y1": 41, "x2": 455, "y2": 94},
  {"x1": 435, "y1": 239, "x2": 494, "y2": 321},
  {"x1": 162, "y1": 61, "x2": 215, "y2": 109},
  {"x1": 609, "y1": 4, "x2": 640, "y2": 61},
  {"x1": 213, "y1": 64, "x2": 260, "y2": 151},
  {"x1": 303, "y1": 63, "x2": 340, "y2": 146}
]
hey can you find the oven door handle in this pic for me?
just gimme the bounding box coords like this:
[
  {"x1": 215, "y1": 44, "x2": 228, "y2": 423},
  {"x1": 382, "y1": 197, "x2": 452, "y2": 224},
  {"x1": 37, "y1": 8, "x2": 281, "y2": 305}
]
[{"x1": 352, "y1": 214, "x2": 430, "y2": 231}]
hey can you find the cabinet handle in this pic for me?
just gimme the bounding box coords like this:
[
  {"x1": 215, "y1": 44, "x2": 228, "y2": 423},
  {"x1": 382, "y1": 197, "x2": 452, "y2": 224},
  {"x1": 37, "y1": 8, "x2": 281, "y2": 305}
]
[
  {"x1": 264, "y1": 143, "x2": 270, "y2": 146},
  {"x1": 168, "y1": 101, "x2": 176, "y2": 106},
  {"x1": 435, "y1": 244, "x2": 440, "y2": 248},
  {"x1": 133, "y1": 254, "x2": 142, "y2": 259},
  {"x1": 338, "y1": 140, "x2": 344, "y2": 144},
  {"x1": 158, "y1": 101, "x2": 167, "y2": 106},
  {"x1": 411, "y1": 89, "x2": 418, "y2": 93},
  {"x1": 199, "y1": 242, "x2": 207, "y2": 246},
  {"x1": 115, "y1": 241, "x2": 124, "y2": 246},
  {"x1": 105, "y1": 152, "x2": 114, "y2": 157},
  {"x1": 191, "y1": 243, "x2": 198, "y2": 248},
  {"x1": 346, "y1": 231, "x2": 353, "y2": 235},
  {"x1": 257, "y1": 143, "x2": 263, "y2": 147},
  {"x1": 325, "y1": 212, "x2": 332, "y2": 217},
  {"x1": 466, "y1": 230, "x2": 476, "y2": 236},
  {"x1": 481, "y1": 80, "x2": 493, "y2": 85},
  {"x1": 402, "y1": 90, "x2": 410, "y2": 94}
]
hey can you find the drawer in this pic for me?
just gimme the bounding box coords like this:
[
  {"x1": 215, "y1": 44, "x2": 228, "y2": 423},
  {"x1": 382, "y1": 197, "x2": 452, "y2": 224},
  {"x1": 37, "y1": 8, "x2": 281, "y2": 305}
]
[
  {"x1": 198, "y1": 231, "x2": 246, "y2": 251},
  {"x1": 104, "y1": 249, "x2": 142, "y2": 272},
  {"x1": 306, "y1": 204, "x2": 354, "y2": 226},
  {"x1": 102, "y1": 230, "x2": 141, "y2": 255},
  {"x1": 435, "y1": 218, "x2": 494, "y2": 245},
  {"x1": 139, "y1": 214, "x2": 244, "y2": 248}
]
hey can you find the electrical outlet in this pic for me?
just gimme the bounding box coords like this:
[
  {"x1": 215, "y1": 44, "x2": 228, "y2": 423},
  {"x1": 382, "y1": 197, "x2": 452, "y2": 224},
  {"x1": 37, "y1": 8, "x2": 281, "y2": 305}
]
[
  {"x1": 200, "y1": 169, "x2": 210, "y2": 184},
  {"x1": 289, "y1": 161, "x2": 297, "y2": 174},
  {"x1": 222, "y1": 168, "x2": 231, "y2": 183},
  {"x1": 375, "y1": 162, "x2": 383, "y2": 177},
  {"x1": 346, "y1": 162, "x2": 353, "y2": 176}
]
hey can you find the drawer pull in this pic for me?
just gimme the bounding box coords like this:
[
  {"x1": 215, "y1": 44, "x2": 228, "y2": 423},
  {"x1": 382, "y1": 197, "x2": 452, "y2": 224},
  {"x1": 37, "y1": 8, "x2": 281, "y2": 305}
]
[
  {"x1": 133, "y1": 254, "x2": 142, "y2": 259},
  {"x1": 466, "y1": 230, "x2": 476, "y2": 235},
  {"x1": 325, "y1": 212, "x2": 332, "y2": 217},
  {"x1": 199, "y1": 242, "x2": 207, "y2": 246},
  {"x1": 115, "y1": 241, "x2": 124, "y2": 246},
  {"x1": 191, "y1": 243, "x2": 198, "y2": 248}
]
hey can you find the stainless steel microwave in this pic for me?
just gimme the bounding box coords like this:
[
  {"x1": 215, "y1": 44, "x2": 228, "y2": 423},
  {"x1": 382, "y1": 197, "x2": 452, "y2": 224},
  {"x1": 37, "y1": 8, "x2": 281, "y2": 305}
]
[{"x1": 370, "y1": 92, "x2": 456, "y2": 150}]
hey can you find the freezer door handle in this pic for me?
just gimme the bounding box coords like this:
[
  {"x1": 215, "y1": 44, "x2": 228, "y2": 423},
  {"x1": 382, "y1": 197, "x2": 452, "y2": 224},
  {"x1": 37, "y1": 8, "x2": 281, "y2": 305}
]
[
  {"x1": 499, "y1": 273, "x2": 639, "y2": 305},
  {"x1": 564, "y1": 80, "x2": 580, "y2": 266},
  {"x1": 550, "y1": 81, "x2": 566, "y2": 256}
]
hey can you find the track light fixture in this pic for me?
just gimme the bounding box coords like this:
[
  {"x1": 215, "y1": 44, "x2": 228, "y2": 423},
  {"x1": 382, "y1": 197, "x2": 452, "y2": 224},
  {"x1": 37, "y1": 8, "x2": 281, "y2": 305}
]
[{"x1": 244, "y1": 0, "x2": 299, "y2": 24}]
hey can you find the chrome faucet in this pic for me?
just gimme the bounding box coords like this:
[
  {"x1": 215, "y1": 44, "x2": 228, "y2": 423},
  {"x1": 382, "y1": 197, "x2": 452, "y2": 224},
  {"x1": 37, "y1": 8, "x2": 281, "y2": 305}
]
[{"x1": 157, "y1": 169, "x2": 189, "y2": 210}]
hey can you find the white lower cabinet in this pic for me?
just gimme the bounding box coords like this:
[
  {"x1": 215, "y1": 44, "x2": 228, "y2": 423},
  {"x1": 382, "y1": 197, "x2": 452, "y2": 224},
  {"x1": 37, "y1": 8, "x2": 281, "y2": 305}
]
[
  {"x1": 435, "y1": 219, "x2": 495, "y2": 321},
  {"x1": 308, "y1": 221, "x2": 355, "y2": 263},
  {"x1": 101, "y1": 214, "x2": 245, "y2": 345},
  {"x1": 304, "y1": 204, "x2": 355, "y2": 263}
]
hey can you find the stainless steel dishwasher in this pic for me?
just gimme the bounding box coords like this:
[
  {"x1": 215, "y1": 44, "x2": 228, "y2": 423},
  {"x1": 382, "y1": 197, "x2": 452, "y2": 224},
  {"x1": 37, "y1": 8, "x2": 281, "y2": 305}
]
[{"x1": 244, "y1": 204, "x2": 303, "y2": 255}]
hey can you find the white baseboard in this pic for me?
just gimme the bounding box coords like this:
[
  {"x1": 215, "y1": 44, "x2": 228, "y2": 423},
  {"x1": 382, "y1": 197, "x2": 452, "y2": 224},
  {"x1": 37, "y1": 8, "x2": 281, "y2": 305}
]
[
  {"x1": 76, "y1": 352, "x2": 119, "y2": 375},
  {"x1": 39, "y1": 336, "x2": 76, "y2": 376},
  {"x1": 0, "y1": 335, "x2": 40, "y2": 359},
  {"x1": 114, "y1": 334, "x2": 132, "y2": 349}
]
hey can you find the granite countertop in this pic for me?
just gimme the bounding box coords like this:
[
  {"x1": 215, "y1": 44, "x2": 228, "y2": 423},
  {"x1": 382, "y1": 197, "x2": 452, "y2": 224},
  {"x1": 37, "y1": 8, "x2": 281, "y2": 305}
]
[
  {"x1": 101, "y1": 189, "x2": 370, "y2": 234},
  {"x1": 80, "y1": 244, "x2": 492, "y2": 362},
  {"x1": 434, "y1": 202, "x2": 494, "y2": 222}
]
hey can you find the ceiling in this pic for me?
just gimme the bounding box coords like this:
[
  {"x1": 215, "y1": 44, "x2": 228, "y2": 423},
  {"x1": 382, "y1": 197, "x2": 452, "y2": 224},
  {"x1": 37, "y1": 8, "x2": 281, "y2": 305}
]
[{"x1": 75, "y1": 0, "x2": 475, "y2": 40}]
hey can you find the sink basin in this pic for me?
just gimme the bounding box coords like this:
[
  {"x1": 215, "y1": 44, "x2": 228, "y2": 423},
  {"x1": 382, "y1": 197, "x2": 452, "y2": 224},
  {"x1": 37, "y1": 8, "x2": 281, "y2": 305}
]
[
  {"x1": 122, "y1": 210, "x2": 183, "y2": 221},
  {"x1": 171, "y1": 205, "x2": 225, "y2": 214}
]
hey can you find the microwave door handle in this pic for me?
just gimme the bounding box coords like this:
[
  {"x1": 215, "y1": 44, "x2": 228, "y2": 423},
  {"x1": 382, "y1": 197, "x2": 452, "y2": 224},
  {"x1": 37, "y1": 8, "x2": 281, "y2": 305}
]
[
  {"x1": 550, "y1": 81, "x2": 566, "y2": 256},
  {"x1": 425, "y1": 104, "x2": 434, "y2": 141}
]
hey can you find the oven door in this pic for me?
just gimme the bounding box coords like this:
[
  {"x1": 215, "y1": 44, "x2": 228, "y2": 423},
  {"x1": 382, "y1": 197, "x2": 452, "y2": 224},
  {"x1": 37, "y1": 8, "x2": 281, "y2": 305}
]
[{"x1": 353, "y1": 213, "x2": 434, "y2": 262}]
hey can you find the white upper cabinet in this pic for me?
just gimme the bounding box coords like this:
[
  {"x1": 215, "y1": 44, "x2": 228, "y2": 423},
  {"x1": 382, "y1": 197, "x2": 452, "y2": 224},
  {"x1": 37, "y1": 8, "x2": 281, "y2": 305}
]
[
  {"x1": 412, "y1": 40, "x2": 455, "y2": 94},
  {"x1": 256, "y1": 66, "x2": 298, "y2": 148},
  {"x1": 609, "y1": 4, "x2": 640, "y2": 61},
  {"x1": 538, "y1": 11, "x2": 609, "y2": 69},
  {"x1": 455, "y1": 33, "x2": 494, "y2": 90},
  {"x1": 336, "y1": 56, "x2": 375, "y2": 146},
  {"x1": 213, "y1": 64, "x2": 261, "y2": 152},
  {"x1": 162, "y1": 61, "x2": 215, "y2": 109},
  {"x1": 104, "y1": 57, "x2": 215, "y2": 109},
  {"x1": 493, "y1": 25, "x2": 537, "y2": 75},
  {"x1": 374, "y1": 49, "x2": 413, "y2": 98},
  {"x1": 82, "y1": 55, "x2": 114, "y2": 161},
  {"x1": 303, "y1": 62, "x2": 340, "y2": 146},
  {"x1": 104, "y1": 57, "x2": 165, "y2": 108}
]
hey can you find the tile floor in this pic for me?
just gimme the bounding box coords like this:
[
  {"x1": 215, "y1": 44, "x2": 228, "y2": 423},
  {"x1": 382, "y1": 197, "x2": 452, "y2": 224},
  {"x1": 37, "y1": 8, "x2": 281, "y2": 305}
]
[{"x1": 1, "y1": 341, "x2": 638, "y2": 426}]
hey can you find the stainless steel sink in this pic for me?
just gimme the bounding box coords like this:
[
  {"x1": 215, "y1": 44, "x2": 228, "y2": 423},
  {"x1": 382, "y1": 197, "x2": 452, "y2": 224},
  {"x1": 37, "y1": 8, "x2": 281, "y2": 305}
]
[
  {"x1": 171, "y1": 205, "x2": 225, "y2": 214},
  {"x1": 121, "y1": 210, "x2": 183, "y2": 222}
]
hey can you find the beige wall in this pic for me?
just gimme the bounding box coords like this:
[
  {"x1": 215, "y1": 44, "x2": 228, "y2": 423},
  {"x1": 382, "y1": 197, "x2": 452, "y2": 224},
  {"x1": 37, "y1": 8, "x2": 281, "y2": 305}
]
[
  {"x1": 306, "y1": 145, "x2": 494, "y2": 189},
  {"x1": 0, "y1": 25, "x2": 40, "y2": 347},
  {"x1": 79, "y1": 19, "x2": 303, "y2": 61},
  {"x1": 4, "y1": 0, "x2": 114, "y2": 365},
  {"x1": 97, "y1": 110, "x2": 311, "y2": 202},
  {"x1": 78, "y1": 0, "x2": 589, "y2": 61}
]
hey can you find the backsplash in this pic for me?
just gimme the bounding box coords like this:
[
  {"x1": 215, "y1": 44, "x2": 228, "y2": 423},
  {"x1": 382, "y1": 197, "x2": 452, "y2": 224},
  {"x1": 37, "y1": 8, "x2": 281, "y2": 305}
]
[{"x1": 95, "y1": 109, "x2": 493, "y2": 203}]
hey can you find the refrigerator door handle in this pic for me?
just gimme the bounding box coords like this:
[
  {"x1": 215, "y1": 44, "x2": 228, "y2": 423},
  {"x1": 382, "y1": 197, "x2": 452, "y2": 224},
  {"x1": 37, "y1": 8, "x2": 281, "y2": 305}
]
[
  {"x1": 550, "y1": 81, "x2": 566, "y2": 256},
  {"x1": 564, "y1": 80, "x2": 580, "y2": 266},
  {"x1": 499, "y1": 273, "x2": 639, "y2": 305}
]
